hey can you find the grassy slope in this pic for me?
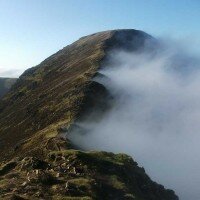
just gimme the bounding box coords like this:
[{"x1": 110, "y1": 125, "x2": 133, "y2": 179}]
[
  {"x1": 0, "y1": 30, "x2": 179, "y2": 199},
  {"x1": 0, "y1": 31, "x2": 113, "y2": 161}
]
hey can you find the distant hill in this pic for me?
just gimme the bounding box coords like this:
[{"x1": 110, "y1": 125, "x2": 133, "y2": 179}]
[
  {"x1": 0, "y1": 77, "x2": 17, "y2": 98},
  {"x1": 0, "y1": 30, "x2": 178, "y2": 199}
]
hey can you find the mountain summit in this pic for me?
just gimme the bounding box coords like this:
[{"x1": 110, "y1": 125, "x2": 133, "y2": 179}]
[{"x1": 0, "y1": 29, "x2": 178, "y2": 199}]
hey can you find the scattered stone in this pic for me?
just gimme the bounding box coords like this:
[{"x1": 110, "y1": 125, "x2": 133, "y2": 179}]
[
  {"x1": 72, "y1": 167, "x2": 77, "y2": 174},
  {"x1": 65, "y1": 182, "x2": 69, "y2": 189},
  {"x1": 21, "y1": 182, "x2": 27, "y2": 187},
  {"x1": 61, "y1": 156, "x2": 66, "y2": 160}
]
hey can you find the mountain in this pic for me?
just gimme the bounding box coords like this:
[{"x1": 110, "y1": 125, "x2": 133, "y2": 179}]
[
  {"x1": 0, "y1": 29, "x2": 178, "y2": 199},
  {"x1": 0, "y1": 77, "x2": 17, "y2": 98}
]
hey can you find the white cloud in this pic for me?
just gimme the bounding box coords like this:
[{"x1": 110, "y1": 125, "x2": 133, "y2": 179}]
[
  {"x1": 0, "y1": 68, "x2": 24, "y2": 77},
  {"x1": 69, "y1": 39, "x2": 200, "y2": 200}
]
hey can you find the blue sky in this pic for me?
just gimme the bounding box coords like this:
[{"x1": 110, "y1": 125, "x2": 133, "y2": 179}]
[{"x1": 0, "y1": 0, "x2": 200, "y2": 77}]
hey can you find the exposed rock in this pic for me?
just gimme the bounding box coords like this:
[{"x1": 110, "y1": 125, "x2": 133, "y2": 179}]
[{"x1": 0, "y1": 150, "x2": 178, "y2": 200}]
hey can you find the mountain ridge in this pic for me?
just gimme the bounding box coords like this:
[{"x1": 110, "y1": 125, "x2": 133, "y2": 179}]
[
  {"x1": 0, "y1": 29, "x2": 152, "y2": 162},
  {"x1": 0, "y1": 29, "x2": 178, "y2": 199}
]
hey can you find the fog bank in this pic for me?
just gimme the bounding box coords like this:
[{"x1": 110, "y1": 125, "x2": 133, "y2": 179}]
[{"x1": 69, "y1": 39, "x2": 200, "y2": 200}]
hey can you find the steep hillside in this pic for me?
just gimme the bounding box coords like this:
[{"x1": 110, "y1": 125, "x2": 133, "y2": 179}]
[
  {"x1": 0, "y1": 78, "x2": 17, "y2": 98},
  {"x1": 0, "y1": 29, "x2": 151, "y2": 162},
  {"x1": 0, "y1": 29, "x2": 179, "y2": 199}
]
